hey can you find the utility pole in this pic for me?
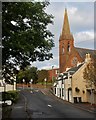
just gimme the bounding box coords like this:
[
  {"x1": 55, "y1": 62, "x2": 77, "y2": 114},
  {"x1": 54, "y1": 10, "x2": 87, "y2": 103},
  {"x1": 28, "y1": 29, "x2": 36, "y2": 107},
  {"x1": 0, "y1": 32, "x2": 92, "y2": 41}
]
[{"x1": 30, "y1": 79, "x2": 33, "y2": 93}]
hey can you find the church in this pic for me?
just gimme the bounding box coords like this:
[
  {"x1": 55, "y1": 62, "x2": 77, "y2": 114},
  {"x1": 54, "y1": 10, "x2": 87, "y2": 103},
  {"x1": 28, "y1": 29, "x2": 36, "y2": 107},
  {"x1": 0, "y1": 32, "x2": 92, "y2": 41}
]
[
  {"x1": 48, "y1": 8, "x2": 96, "y2": 81},
  {"x1": 50, "y1": 9, "x2": 96, "y2": 104},
  {"x1": 59, "y1": 8, "x2": 96, "y2": 73}
]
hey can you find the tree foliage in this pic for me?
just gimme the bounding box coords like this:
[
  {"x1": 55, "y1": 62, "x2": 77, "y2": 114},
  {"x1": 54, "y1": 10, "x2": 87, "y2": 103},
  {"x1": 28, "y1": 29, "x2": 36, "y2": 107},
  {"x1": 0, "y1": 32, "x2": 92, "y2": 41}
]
[
  {"x1": 2, "y1": 2, "x2": 54, "y2": 81},
  {"x1": 83, "y1": 62, "x2": 96, "y2": 87},
  {"x1": 37, "y1": 69, "x2": 48, "y2": 83},
  {"x1": 17, "y1": 66, "x2": 38, "y2": 84}
]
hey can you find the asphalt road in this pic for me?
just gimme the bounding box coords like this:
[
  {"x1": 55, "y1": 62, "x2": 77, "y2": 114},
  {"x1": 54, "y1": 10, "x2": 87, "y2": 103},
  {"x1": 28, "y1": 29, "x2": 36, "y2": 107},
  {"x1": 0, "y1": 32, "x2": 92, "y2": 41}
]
[{"x1": 18, "y1": 88, "x2": 95, "y2": 119}]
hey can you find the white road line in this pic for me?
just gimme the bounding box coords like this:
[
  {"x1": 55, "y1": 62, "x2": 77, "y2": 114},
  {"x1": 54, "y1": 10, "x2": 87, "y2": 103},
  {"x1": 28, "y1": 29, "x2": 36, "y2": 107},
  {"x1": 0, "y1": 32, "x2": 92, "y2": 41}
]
[{"x1": 48, "y1": 104, "x2": 52, "y2": 107}]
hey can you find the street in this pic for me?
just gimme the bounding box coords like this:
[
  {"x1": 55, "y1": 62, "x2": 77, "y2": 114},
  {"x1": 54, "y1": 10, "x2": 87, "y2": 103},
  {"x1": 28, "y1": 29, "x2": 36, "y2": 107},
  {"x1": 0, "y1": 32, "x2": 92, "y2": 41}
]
[{"x1": 10, "y1": 88, "x2": 95, "y2": 119}]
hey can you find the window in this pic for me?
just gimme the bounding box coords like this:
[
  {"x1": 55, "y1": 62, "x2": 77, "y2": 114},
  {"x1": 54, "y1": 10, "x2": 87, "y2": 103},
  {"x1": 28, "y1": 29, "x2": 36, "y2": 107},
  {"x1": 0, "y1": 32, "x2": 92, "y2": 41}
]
[
  {"x1": 67, "y1": 42, "x2": 70, "y2": 52},
  {"x1": 56, "y1": 70, "x2": 59, "y2": 74},
  {"x1": 62, "y1": 88, "x2": 64, "y2": 96},
  {"x1": 71, "y1": 57, "x2": 78, "y2": 66},
  {"x1": 62, "y1": 47, "x2": 64, "y2": 54}
]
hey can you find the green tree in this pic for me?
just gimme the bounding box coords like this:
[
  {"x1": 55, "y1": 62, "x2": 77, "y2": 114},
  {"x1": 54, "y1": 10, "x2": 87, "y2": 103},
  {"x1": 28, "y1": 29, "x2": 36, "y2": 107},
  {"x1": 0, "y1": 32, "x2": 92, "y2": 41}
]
[
  {"x1": 83, "y1": 62, "x2": 96, "y2": 105},
  {"x1": 37, "y1": 69, "x2": 48, "y2": 84},
  {"x1": 17, "y1": 66, "x2": 38, "y2": 84},
  {"x1": 2, "y1": 2, "x2": 54, "y2": 81},
  {"x1": 83, "y1": 62, "x2": 96, "y2": 87}
]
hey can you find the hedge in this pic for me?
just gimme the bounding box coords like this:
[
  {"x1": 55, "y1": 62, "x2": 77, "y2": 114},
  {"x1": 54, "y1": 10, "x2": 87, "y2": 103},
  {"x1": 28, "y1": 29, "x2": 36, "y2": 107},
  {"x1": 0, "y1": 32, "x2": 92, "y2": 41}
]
[{"x1": 2, "y1": 90, "x2": 19, "y2": 103}]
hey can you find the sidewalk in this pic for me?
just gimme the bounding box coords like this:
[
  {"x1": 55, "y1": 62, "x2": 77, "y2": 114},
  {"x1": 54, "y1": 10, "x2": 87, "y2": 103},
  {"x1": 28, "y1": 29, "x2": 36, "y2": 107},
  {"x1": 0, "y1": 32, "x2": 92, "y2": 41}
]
[
  {"x1": 73, "y1": 102, "x2": 96, "y2": 114},
  {"x1": 10, "y1": 91, "x2": 28, "y2": 119},
  {"x1": 40, "y1": 87, "x2": 96, "y2": 114}
]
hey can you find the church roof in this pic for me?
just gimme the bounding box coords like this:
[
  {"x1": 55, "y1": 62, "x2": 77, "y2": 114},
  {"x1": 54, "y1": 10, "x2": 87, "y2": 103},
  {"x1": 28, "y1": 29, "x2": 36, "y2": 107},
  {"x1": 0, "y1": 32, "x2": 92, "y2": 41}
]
[{"x1": 75, "y1": 47, "x2": 96, "y2": 60}]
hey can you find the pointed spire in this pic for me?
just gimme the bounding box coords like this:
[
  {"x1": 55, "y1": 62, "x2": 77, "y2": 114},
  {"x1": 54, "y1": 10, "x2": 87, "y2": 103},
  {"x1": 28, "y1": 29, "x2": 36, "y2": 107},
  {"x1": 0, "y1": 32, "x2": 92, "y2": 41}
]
[{"x1": 62, "y1": 8, "x2": 70, "y2": 35}]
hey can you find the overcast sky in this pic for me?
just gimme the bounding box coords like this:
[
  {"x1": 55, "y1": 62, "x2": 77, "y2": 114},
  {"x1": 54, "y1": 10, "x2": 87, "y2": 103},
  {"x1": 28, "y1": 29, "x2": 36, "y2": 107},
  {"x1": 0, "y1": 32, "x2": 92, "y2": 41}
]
[{"x1": 32, "y1": 1, "x2": 94, "y2": 70}]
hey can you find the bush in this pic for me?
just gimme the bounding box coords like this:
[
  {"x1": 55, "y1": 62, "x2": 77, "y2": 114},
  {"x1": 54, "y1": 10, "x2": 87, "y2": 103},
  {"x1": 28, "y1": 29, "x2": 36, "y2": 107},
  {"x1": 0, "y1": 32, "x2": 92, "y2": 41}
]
[{"x1": 2, "y1": 90, "x2": 19, "y2": 103}]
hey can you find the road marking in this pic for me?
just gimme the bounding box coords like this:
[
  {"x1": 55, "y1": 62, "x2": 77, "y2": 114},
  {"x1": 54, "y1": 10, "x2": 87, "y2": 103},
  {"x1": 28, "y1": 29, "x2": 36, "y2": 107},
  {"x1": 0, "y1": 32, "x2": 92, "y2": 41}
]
[{"x1": 48, "y1": 104, "x2": 52, "y2": 107}]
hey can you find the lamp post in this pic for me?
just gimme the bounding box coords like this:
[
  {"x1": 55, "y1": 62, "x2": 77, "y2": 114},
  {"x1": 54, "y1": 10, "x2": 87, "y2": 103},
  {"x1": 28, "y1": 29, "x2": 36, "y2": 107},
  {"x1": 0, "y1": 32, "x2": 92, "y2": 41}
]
[
  {"x1": 22, "y1": 79, "x2": 25, "y2": 90},
  {"x1": 44, "y1": 78, "x2": 47, "y2": 88},
  {"x1": 30, "y1": 79, "x2": 33, "y2": 93},
  {"x1": 52, "y1": 66, "x2": 54, "y2": 83}
]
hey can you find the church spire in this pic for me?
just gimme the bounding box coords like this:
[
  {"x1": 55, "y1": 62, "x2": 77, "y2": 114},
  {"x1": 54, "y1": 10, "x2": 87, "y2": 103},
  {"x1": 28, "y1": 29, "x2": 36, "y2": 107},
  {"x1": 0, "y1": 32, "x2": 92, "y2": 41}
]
[
  {"x1": 60, "y1": 8, "x2": 73, "y2": 40},
  {"x1": 62, "y1": 8, "x2": 70, "y2": 35}
]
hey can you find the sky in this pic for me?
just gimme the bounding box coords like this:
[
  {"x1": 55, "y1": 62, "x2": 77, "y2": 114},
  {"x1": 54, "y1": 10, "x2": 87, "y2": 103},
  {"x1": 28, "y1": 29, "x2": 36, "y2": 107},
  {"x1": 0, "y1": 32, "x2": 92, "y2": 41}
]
[{"x1": 32, "y1": 1, "x2": 94, "y2": 70}]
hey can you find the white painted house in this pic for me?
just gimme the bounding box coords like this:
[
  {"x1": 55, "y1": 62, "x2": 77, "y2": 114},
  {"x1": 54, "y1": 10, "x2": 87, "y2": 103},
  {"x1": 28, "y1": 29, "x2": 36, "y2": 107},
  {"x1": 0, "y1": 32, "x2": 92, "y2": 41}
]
[
  {"x1": 0, "y1": 76, "x2": 16, "y2": 92},
  {"x1": 53, "y1": 63, "x2": 83, "y2": 103}
]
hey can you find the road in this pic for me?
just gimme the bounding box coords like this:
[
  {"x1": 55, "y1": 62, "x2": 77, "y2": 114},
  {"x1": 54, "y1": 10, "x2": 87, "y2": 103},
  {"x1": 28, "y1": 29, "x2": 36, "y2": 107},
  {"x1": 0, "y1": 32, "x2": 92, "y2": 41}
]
[{"x1": 15, "y1": 88, "x2": 95, "y2": 119}]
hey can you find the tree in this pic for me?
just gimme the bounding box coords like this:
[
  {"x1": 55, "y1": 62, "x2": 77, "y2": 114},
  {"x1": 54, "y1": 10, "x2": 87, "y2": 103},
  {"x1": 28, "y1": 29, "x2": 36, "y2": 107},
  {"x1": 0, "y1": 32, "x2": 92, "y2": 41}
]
[
  {"x1": 37, "y1": 69, "x2": 48, "y2": 84},
  {"x1": 2, "y1": 2, "x2": 54, "y2": 81},
  {"x1": 83, "y1": 62, "x2": 96, "y2": 87},
  {"x1": 83, "y1": 62, "x2": 96, "y2": 105},
  {"x1": 17, "y1": 66, "x2": 38, "y2": 84}
]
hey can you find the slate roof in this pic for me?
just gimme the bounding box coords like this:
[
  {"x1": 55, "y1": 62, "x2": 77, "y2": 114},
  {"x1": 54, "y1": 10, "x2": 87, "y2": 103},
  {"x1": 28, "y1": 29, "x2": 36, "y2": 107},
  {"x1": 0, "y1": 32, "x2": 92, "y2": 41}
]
[
  {"x1": 56, "y1": 63, "x2": 83, "y2": 82},
  {"x1": 67, "y1": 63, "x2": 84, "y2": 74},
  {"x1": 75, "y1": 47, "x2": 96, "y2": 60}
]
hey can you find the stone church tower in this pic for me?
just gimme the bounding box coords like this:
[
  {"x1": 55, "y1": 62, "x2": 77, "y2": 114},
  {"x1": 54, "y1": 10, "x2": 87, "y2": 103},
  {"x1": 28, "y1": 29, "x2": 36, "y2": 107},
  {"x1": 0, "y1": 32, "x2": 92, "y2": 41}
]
[
  {"x1": 59, "y1": 9, "x2": 96, "y2": 73},
  {"x1": 59, "y1": 9, "x2": 82, "y2": 73}
]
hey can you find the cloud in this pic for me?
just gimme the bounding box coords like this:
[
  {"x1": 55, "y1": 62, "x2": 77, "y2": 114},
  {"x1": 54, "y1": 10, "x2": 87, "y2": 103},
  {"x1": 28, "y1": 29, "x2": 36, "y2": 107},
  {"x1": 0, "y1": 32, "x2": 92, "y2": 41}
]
[
  {"x1": 31, "y1": 55, "x2": 59, "y2": 70},
  {"x1": 74, "y1": 30, "x2": 94, "y2": 43},
  {"x1": 68, "y1": 7, "x2": 78, "y2": 14},
  {"x1": 74, "y1": 30, "x2": 94, "y2": 49},
  {"x1": 67, "y1": 6, "x2": 94, "y2": 33}
]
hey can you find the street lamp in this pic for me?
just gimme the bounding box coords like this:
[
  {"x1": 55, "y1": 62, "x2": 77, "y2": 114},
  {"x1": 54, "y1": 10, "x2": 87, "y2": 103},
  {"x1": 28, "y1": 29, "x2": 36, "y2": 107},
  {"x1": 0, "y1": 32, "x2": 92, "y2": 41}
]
[
  {"x1": 44, "y1": 78, "x2": 47, "y2": 88},
  {"x1": 30, "y1": 79, "x2": 33, "y2": 93},
  {"x1": 22, "y1": 79, "x2": 25, "y2": 90}
]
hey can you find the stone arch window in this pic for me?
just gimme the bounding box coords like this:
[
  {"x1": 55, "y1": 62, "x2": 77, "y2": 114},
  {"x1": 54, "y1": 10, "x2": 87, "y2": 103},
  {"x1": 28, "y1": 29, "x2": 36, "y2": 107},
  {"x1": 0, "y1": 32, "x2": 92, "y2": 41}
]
[{"x1": 67, "y1": 42, "x2": 70, "y2": 52}]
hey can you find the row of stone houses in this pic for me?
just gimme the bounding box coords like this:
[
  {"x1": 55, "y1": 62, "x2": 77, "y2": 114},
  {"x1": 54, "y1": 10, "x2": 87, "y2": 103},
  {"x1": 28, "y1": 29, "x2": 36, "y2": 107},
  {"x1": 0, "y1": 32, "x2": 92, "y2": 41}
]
[{"x1": 53, "y1": 54, "x2": 96, "y2": 104}]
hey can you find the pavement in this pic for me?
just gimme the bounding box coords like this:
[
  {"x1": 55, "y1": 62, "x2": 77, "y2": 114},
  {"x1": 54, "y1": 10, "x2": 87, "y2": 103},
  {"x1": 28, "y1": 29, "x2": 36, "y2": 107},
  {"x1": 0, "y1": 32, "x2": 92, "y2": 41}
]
[
  {"x1": 9, "y1": 87, "x2": 96, "y2": 119},
  {"x1": 9, "y1": 92, "x2": 28, "y2": 119}
]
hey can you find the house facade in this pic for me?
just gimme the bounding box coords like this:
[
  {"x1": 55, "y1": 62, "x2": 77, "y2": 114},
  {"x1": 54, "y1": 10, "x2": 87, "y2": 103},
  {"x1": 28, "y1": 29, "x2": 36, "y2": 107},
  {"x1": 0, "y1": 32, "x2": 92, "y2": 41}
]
[
  {"x1": 0, "y1": 76, "x2": 16, "y2": 92},
  {"x1": 53, "y1": 54, "x2": 96, "y2": 104},
  {"x1": 48, "y1": 68, "x2": 59, "y2": 82}
]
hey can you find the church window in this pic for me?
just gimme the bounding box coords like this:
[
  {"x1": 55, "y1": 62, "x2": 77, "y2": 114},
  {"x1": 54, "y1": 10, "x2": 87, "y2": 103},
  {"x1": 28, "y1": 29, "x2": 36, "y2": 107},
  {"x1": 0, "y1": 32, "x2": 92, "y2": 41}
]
[
  {"x1": 67, "y1": 42, "x2": 70, "y2": 52},
  {"x1": 71, "y1": 57, "x2": 78, "y2": 66},
  {"x1": 62, "y1": 46, "x2": 64, "y2": 54}
]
